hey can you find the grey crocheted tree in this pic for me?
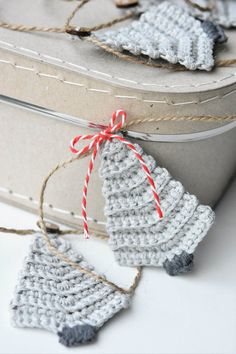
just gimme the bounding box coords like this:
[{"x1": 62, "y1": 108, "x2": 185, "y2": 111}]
[
  {"x1": 99, "y1": 138, "x2": 215, "y2": 276},
  {"x1": 11, "y1": 234, "x2": 130, "y2": 347},
  {"x1": 97, "y1": 1, "x2": 226, "y2": 71}
]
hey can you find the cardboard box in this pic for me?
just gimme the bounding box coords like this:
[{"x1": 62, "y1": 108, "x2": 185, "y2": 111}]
[{"x1": 0, "y1": 0, "x2": 235, "y2": 230}]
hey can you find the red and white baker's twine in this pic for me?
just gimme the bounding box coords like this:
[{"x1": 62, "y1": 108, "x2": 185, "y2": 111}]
[{"x1": 70, "y1": 110, "x2": 163, "y2": 238}]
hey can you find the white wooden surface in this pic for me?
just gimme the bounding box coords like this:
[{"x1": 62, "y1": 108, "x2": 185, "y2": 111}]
[{"x1": 0, "y1": 178, "x2": 235, "y2": 354}]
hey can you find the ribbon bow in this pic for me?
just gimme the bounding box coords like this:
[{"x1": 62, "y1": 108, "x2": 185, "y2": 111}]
[{"x1": 70, "y1": 110, "x2": 163, "y2": 238}]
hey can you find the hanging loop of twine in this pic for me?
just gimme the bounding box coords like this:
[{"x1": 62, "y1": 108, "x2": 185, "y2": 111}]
[
  {"x1": 70, "y1": 110, "x2": 163, "y2": 239},
  {"x1": 37, "y1": 152, "x2": 142, "y2": 295}
]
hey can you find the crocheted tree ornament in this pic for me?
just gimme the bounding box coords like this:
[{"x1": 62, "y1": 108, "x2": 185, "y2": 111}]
[
  {"x1": 10, "y1": 234, "x2": 130, "y2": 347},
  {"x1": 99, "y1": 138, "x2": 215, "y2": 275},
  {"x1": 97, "y1": 1, "x2": 226, "y2": 71},
  {"x1": 189, "y1": 0, "x2": 236, "y2": 28}
]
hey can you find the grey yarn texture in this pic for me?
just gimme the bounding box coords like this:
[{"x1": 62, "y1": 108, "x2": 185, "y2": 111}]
[
  {"x1": 10, "y1": 234, "x2": 130, "y2": 345},
  {"x1": 163, "y1": 251, "x2": 194, "y2": 276},
  {"x1": 138, "y1": 0, "x2": 236, "y2": 29},
  {"x1": 189, "y1": 0, "x2": 236, "y2": 28},
  {"x1": 58, "y1": 324, "x2": 97, "y2": 347},
  {"x1": 97, "y1": 1, "x2": 226, "y2": 71},
  {"x1": 99, "y1": 138, "x2": 215, "y2": 269}
]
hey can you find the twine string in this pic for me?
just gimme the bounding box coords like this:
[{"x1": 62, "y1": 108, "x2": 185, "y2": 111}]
[
  {"x1": 87, "y1": 35, "x2": 236, "y2": 70},
  {"x1": 124, "y1": 115, "x2": 236, "y2": 125},
  {"x1": 0, "y1": 0, "x2": 134, "y2": 35},
  {"x1": 0, "y1": 0, "x2": 235, "y2": 69},
  {"x1": 37, "y1": 153, "x2": 142, "y2": 295},
  {"x1": 64, "y1": 0, "x2": 90, "y2": 29},
  {"x1": 0, "y1": 227, "x2": 36, "y2": 235},
  {"x1": 184, "y1": 0, "x2": 214, "y2": 12},
  {"x1": 0, "y1": 225, "x2": 109, "y2": 239}
]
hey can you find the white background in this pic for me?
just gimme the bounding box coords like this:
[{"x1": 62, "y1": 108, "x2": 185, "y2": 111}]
[{"x1": 0, "y1": 179, "x2": 235, "y2": 354}]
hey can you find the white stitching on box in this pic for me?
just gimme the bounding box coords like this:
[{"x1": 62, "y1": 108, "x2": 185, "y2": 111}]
[
  {"x1": 90, "y1": 69, "x2": 112, "y2": 78},
  {"x1": 0, "y1": 186, "x2": 106, "y2": 226},
  {"x1": 67, "y1": 62, "x2": 89, "y2": 71},
  {"x1": 14, "y1": 64, "x2": 34, "y2": 71},
  {"x1": 199, "y1": 96, "x2": 219, "y2": 104},
  {"x1": 37, "y1": 72, "x2": 59, "y2": 79},
  {"x1": 88, "y1": 88, "x2": 111, "y2": 93},
  {"x1": 42, "y1": 54, "x2": 64, "y2": 63},
  {"x1": 18, "y1": 46, "x2": 39, "y2": 55},
  {"x1": 0, "y1": 39, "x2": 235, "y2": 89},
  {"x1": 143, "y1": 99, "x2": 167, "y2": 104},
  {"x1": 63, "y1": 80, "x2": 84, "y2": 87},
  {"x1": 0, "y1": 58, "x2": 12, "y2": 64},
  {"x1": 171, "y1": 100, "x2": 198, "y2": 106},
  {"x1": 1, "y1": 57, "x2": 236, "y2": 106},
  {"x1": 116, "y1": 77, "x2": 139, "y2": 84},
  {"x1": 114, "y1": 95, "x2": 137, "y2": 99},
  {"x1": 221, "y1": 89, "x2": 236, "y2": 98}
]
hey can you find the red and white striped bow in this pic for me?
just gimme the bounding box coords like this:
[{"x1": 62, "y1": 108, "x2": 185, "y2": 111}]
[{"x1": 70, "y1": 110, "x2": 163, "y2": 239}]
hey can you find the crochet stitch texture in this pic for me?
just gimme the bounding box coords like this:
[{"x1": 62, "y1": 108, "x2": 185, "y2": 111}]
[
  {"x1": 98, "y1": 1, "x2": 226, "y2": 71},
  {"x1": 10, "y1": 234, "x2": 130, "y2": 346},
  {"x1": 190, "y1": 0, "x2": 236, "y2": 28},
  {"x1": 99, "y1": 138, "x2": 215, "y2": 273}
]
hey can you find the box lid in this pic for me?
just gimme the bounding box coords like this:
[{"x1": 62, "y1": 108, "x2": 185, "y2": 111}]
[{"x1": 0, "y1": 0, "x2": 235, "y2": 133}]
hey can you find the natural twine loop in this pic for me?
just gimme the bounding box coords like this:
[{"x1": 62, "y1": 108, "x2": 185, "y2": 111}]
[
  {"x1": 70, "y1": 110, "x2": 163, "y2": 240},
  {"x1": 38, "y1": 152, "x2": 142, "y2": 295}
]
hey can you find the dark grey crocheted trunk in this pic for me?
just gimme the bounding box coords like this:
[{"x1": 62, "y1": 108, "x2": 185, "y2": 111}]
[
  {"x1": 163, "y1": 252, "x2": 194, "y2": 276},
  {"x1": 58, "y1": 325, "x2": 97, "y2": 347}
]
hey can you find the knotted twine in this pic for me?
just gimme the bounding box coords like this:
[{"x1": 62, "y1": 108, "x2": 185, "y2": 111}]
[
  {"x1": 37, "y1": 138, "x2": 142, "y2": 295},
  {"x1": 70, "y1": 110, "x2": 163, "y2": 239}
]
